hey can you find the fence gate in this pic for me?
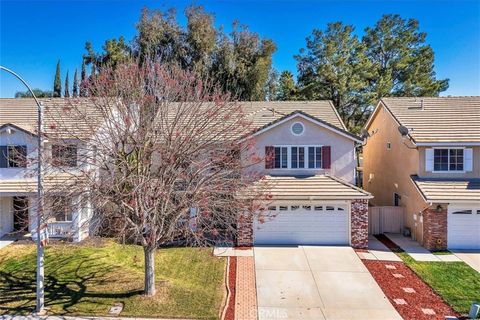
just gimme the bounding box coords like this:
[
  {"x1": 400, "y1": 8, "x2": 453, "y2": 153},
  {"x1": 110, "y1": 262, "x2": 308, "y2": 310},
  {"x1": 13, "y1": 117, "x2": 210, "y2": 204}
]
[{"x1": 368, "y1": 206, "x2": 405, "y2": 235}]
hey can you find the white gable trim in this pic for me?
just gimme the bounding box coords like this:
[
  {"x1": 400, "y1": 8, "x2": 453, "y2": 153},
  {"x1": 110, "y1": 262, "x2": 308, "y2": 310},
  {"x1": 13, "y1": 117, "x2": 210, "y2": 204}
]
[
  {"x1": 416, "y1": 142, "x2": 480, "y2": 146},
  {"x1": 0, "y1": 123, "x2": 36, "y2": 137},
  {"x1": 328, "y1": 100, "x2": 347, "y2": 130},
  {"x1": 241, "y1": 113, "x2": 361, "y2": 143},
  {"x1": 364, "y1": 100, "x2": 417, "y2": 144}
]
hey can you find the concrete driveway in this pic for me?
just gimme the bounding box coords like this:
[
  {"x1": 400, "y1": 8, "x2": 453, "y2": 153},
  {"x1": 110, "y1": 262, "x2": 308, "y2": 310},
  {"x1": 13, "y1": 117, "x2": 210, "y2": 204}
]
[
  {"x1": 254, "y1": 246, "x2": 402, "y2": 320},
  {"x1": 452, "y1": 250, "x2": 480, "y2": 273}
]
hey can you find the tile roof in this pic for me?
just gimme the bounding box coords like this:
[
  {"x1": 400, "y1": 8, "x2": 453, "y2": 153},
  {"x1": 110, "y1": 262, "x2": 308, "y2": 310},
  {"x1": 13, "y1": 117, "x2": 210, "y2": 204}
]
[
  {"x1": 0, "y1": 174, "x2": 78, "y2": 193},
  {"x1": 411, "y1": 175, "x2": 480, "y2": 203},
  {"x1": 241, "y1": 100, "x2": 346, "y2": 130},
  {"x1": 0, "y1": 99, "x2": 347, "y2": 139},
  {"x1": 0, "y1": 98, "x2": 103, "y2": 139},
  {"x1": 254, "y1": 174, "x2": 372, "y2": 200},
  {"x1": 379, "y1": 97, "x2": 480, "y2": 143}
]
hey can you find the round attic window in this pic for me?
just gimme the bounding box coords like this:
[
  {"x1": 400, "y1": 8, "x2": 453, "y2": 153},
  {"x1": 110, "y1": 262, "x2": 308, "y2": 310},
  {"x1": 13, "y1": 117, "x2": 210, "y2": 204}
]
[{"x1": 291, "y1": 122, "x2": 305, "y2": 136}]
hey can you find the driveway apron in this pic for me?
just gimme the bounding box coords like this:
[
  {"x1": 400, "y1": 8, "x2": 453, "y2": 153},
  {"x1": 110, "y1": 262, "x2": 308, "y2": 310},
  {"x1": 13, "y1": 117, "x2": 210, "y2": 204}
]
[{"x1": 254, "y1": 246, "x2": 402, "y2": 320}]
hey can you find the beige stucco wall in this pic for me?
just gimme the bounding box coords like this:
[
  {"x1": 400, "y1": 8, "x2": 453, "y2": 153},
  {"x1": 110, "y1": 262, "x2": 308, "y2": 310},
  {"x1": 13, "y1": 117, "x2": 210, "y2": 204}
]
[
  {"x1": 418, "y1": 146, "x2": 480, "y2": 178},
  {"x1": 362, "y1": 104, "x2": 428, "y2": 242},
  {"x1": 243, "y1": 115, "x2": 357, "y2": 183}
]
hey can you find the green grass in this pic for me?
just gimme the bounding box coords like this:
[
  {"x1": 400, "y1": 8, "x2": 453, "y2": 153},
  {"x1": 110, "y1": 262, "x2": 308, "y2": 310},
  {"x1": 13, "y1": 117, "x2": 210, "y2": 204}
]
[
  {"x1": 431, "y1": 250, "x2": 453, "y2": 255},
  {"x1": 398, "y1": 252, "x2": 480, "y2": 314},
  {"x1": 0, "y1": 239, "x2": 226, "y2": 319}
]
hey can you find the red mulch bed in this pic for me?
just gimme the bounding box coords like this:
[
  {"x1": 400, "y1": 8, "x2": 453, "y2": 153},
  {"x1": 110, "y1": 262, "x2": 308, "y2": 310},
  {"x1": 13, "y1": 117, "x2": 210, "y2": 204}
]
[
  {"x1": 362, "y1": 236, "x2": 461, "y2": 320},
  {"x1": 223, "y1": 256, "x2": 237, "y2": 320},
  {"x1": 375, "y1": 234, "x2": 404, "y2": 252}
]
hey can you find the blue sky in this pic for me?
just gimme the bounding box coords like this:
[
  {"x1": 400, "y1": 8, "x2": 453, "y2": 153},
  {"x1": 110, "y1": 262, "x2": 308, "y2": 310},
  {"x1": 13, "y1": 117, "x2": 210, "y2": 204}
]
[{"x1": 1, "y1": 0, "x2": 479, "y2": 98}]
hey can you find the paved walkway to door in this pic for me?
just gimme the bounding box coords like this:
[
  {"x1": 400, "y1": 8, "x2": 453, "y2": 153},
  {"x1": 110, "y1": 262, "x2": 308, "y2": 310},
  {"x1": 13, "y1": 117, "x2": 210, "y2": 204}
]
[
  {"x1": 452, "y1": 250, "x2": 480, "y2": 273},
  {"x1": 254, "y1": 246, "x2": 402, "y2": 320},
  {"x1": 386, "y1": 233, "x2": 461, "y2": 262}
]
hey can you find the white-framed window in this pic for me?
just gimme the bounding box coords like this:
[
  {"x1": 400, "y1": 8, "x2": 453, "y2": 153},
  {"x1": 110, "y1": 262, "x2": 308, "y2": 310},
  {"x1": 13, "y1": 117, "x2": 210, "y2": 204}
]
[
  {"x1": 291, "y1": 146, "x2": 305, "y2": 168},
  {"x1": 426, "y1": 148, "x2": 473, "y2": 172},
  {"x1": 51, "y1": 196, "x2": 73, "y2": 222},
  {"x1": 272, "y1": 145, "x2": 323, "y2": 169},
  {"x1": 0, "y1": 145, "x2": 27, "y2": 168},
  {"x1": 52, "y1": 144, "x2": 78, "y2": 167},
  {"x1": 434, "y1": 148, "x2": 463, "y2": 171},
  {"x1": 274, "y1": 146, "x2": 288, "y2": 169}
]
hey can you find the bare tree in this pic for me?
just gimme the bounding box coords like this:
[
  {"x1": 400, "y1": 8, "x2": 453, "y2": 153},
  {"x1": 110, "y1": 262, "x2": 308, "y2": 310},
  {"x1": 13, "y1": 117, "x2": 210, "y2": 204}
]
[{"x1": 41, "y1": 62, "x2": 268, "y2": 296}]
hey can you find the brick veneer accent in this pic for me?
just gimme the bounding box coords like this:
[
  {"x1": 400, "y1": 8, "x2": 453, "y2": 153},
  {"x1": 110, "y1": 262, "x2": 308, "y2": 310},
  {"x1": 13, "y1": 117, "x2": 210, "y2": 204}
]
[
  {"x1": 237, "y1": 211, "x2": 253, "y2": 246},
  {"x1": 422, "y1": 206, "x2": 447, "y2": 250},
  {"x1": 351, "y1": 199, "x2": 369, "y2": 249},
  {"x1": 237, "y1": 199, "x2": 370, "y2": 248}
]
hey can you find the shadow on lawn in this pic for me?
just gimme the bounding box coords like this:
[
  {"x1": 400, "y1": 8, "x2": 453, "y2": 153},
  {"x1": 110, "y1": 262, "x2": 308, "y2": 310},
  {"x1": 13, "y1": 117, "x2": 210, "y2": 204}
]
[{"x1": 0, "y1": 252, "x2": 143, "y2": 314}]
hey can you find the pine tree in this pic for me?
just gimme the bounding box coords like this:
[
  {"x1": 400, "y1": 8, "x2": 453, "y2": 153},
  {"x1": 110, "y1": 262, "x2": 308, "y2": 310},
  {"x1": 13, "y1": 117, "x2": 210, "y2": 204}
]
[
  {"x1": 53, "y1": 60, "x2": 62, "y2": 97},
  {"x1": 80, "y1": 59, "x2": 87, "y2": 97},
  {"x1": 363, "y1": 14, "x2": 449, "y2": 98},
  {"x1": 296, "y1": 22, "x2": 373, "y2": 132},
  {"x1": 276, "y1": 71, "x2": 298, "y2": 101},
  {"x1": 64, "y1": 71, "x2": 70, "y2": 98},
  {"x1": 73, "y1": 69, "x2": 79, "y2": 97}
]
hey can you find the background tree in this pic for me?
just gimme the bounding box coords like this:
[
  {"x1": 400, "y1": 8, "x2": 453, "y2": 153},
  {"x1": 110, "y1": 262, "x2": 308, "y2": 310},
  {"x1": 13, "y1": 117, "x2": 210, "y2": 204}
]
[
  {"x1": 43, "y1": 61, "x2": 267, "y2": 296},
  {"x1": 73, "y1": 69, "x2": 79, "y2": 97},
  {"x1": 64, "y1": 71, "x2": 70, "y2": 98},
  {"x1": 80, "y1": 59, "x2": 87, "y2": 97},
  {"x1": 81, "y1": 5, "x2": 276, "y2": 101},
  {"x1": 295, "y1": 15, "x2": 448, "y2": 132},
  {"x1": 296, "y1": 22, "x2": 374, "y2": 132},
  {"x1": 15, "y1": 89, "x2": 53, "y2": 98},
  {"x1": 53, "y1": 60, "x2": 62, "y2": 97},
  {"x1": 276, "y1": 70, "x2": 298, "y2": 101},
  {"x1": 363, "y1": 14, "x2": 449, "y2": 98}
]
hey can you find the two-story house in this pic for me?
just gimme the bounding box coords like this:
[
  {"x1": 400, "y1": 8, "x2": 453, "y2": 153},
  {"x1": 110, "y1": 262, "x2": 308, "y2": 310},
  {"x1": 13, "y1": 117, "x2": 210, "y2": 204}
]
[
  {"x1": 0, "y1": 98, "x2": 94, "y2": 241},
  {"x1": 0, "y1": 99, "x2": 372, "y2": 248},
  {"x1": 236, "y1": 101, "x2": 372, "y2": 248},
  {"x1": 363, "y1": 97, "x2": 480, "y2": 250}
]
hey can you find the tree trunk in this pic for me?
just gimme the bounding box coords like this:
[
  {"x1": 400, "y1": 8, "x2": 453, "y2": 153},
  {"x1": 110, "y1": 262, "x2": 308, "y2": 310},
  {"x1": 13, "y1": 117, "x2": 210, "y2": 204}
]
[{"x1": 143, "y1": 246, "x2": 156, "y2": 296}]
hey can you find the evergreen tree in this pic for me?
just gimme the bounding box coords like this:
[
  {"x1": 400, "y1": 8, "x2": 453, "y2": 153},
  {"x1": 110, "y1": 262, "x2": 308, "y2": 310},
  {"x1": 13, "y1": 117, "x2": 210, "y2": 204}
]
[
  {"x1": 296, "y1": 22, "x2": 374, "y2": 132},
  {"x1": 64, "y1": 71, "x2": 70, "y2": 98},
  {"x1": 362, "y1": 14, "x2": 449, "y2": 98},
  {"x1": 276, "y1": 71, "x2": 298, "y2": 101},
  {"x1": 15, "y1": 89, "x2": 53, "y2": 98},
  {"x1": 53, "y1": 60, "x2": 62, "y2": 97},
  {"x1": 80, "y1": 59, "x2": 87, "y2": 97},
  {"x1": 73, "y1": 69, "x2": 79, "y2": 97}
]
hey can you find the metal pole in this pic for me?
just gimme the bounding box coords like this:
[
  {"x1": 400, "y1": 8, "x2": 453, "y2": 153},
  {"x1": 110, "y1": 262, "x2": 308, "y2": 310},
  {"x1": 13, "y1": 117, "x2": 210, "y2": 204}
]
[{"x1": 0, "y1": 66, "x2": 45, "y2": 314}]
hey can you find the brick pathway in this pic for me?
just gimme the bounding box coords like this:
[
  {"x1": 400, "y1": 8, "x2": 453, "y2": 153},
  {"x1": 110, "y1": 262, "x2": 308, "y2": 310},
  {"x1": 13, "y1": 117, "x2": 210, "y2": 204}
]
[{"x1": 234, "y1": 256, "x2": 257, "y2": 320}]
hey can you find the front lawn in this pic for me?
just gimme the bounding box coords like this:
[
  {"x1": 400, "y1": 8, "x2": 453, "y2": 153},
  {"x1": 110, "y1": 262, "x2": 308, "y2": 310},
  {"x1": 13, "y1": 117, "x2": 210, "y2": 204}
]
[
  {"x1": 399, "y1": 252, "x2": 480, "y2": 314},
  {"x1": 0, "y1": 239, "x2": 226, "y2": 319}
]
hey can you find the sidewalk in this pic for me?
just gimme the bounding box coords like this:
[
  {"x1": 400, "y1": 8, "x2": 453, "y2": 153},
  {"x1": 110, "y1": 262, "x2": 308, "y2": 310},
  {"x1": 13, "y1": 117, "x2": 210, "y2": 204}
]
[
  {"x1": 357, "y1": 236, "x2": 402, "y2": 261},
  {"x1": 385, "y1": 234, "x2": 461, "y2": 262}
]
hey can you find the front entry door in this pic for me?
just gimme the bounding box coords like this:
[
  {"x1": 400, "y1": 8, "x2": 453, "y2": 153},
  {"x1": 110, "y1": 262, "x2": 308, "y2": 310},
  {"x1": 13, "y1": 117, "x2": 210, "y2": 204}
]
[{"x1": 13, "y1": 196, "x2": 29, "y2": 232}]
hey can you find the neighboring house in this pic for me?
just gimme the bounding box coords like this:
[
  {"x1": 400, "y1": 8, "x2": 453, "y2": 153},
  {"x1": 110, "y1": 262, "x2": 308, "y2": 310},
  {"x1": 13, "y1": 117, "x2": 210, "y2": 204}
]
[
  {"x1": 0, "y1": 99, "x2": 371, "y2": 249},
  {"x1": 0, "y1": 99, "x2": 94, "y2": 241},
  {"x1": 363, "y1": 97, "x2": 480, "y2": 250}
]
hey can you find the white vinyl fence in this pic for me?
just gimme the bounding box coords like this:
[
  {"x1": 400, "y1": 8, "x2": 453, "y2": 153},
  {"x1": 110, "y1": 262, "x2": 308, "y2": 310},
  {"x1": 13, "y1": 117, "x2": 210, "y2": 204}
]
[{"x1": 368, "y1": 206, "x2": 405, "y2": 235}]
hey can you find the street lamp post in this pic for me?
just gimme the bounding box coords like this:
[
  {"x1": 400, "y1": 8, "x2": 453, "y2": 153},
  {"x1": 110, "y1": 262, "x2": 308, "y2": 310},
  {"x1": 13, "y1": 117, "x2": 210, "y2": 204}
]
[{"x1": 0, "y1": 66, "x2": 45, "y2": 314}]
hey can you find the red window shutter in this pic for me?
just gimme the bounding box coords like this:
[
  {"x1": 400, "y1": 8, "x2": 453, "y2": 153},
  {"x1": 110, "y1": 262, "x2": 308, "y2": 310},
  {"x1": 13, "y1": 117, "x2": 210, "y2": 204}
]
[
  {"x1": 322, "y1": 146, "x2": 331, "y2": 169},
  {"x1": 265, "y1": 146, "x2": 275, "y2": 169}
]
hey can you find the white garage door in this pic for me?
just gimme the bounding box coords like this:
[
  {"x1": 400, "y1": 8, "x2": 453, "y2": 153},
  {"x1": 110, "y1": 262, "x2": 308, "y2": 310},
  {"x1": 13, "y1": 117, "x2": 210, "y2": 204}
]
[
  {"x1": 254, "y1": 204, "x2": 349, "y2": 245},
  {"x1": 448, "y1": 205, "x2": 480, "y2": 250}
]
